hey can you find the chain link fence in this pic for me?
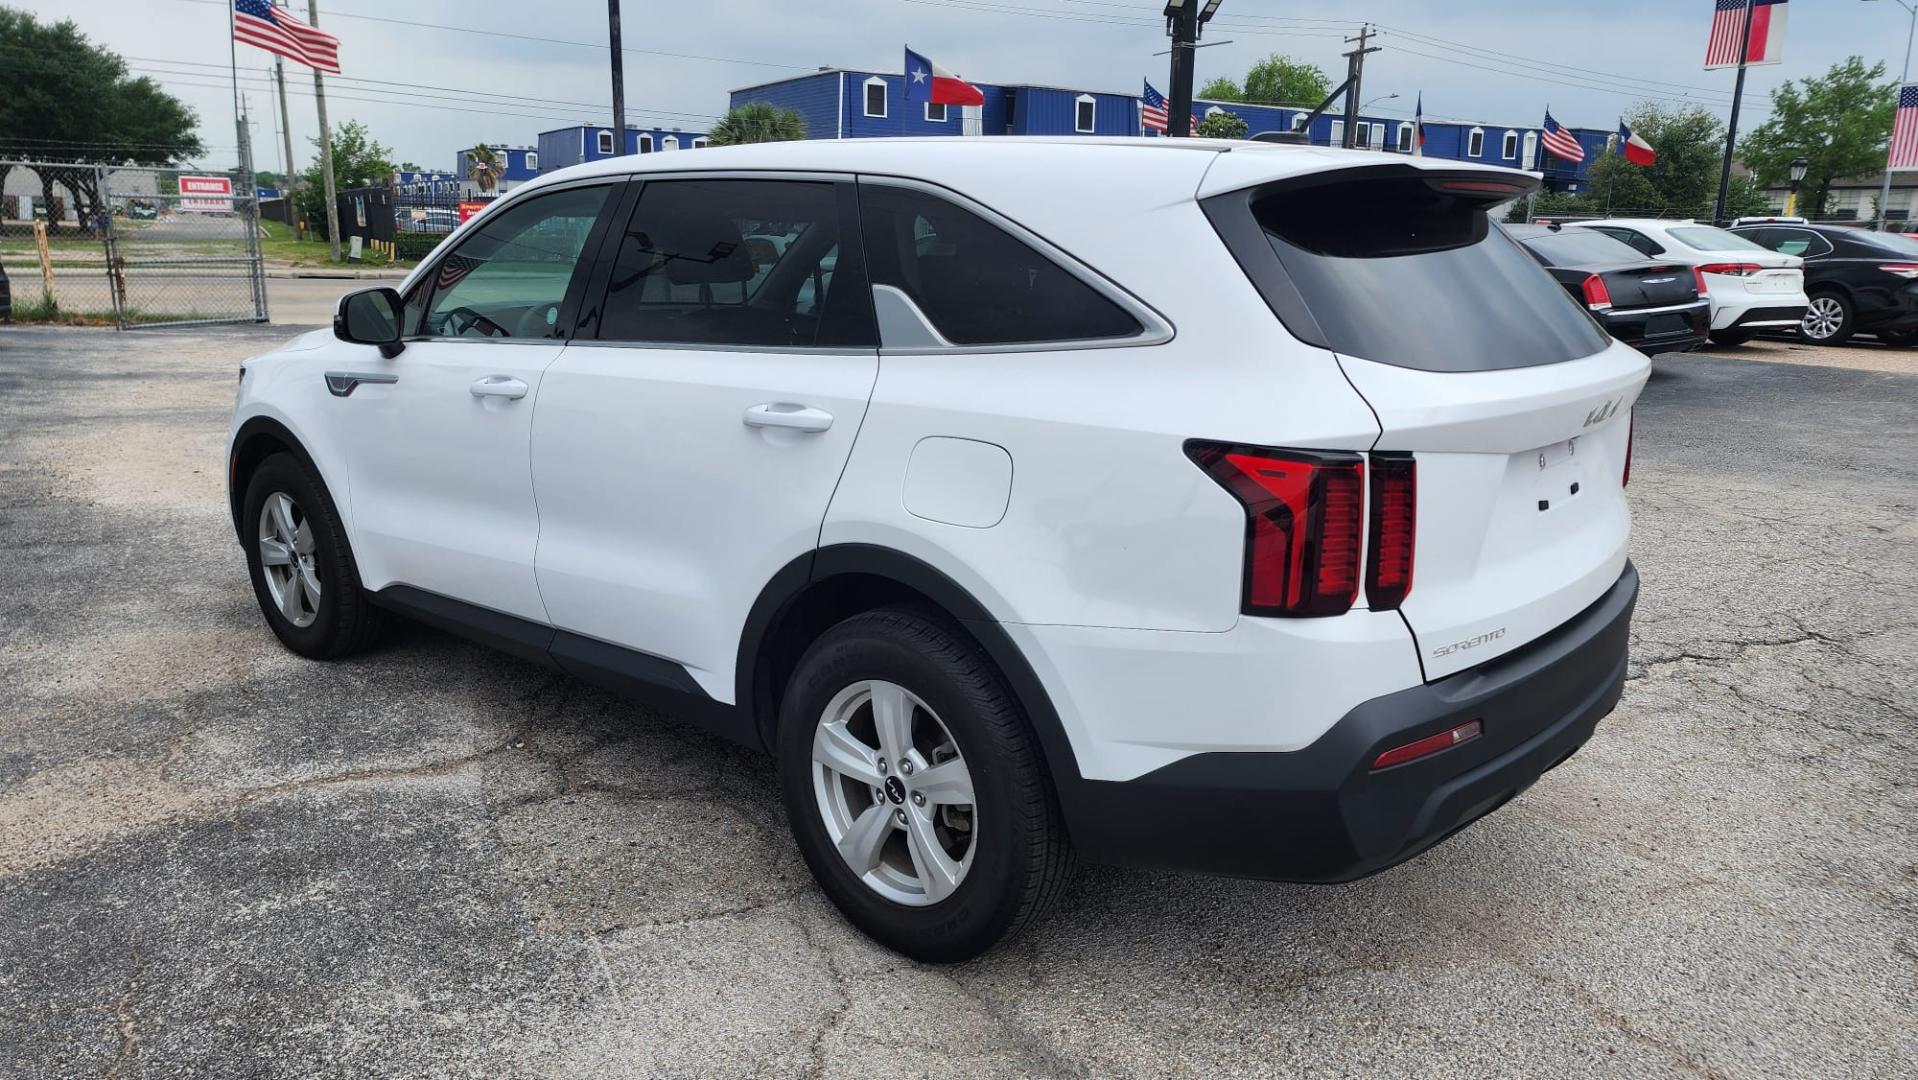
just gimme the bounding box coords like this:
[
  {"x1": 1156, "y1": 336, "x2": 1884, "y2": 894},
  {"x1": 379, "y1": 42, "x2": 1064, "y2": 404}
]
[{"x1": 1, "y1": 161, "x2": 266, "y2": 328}]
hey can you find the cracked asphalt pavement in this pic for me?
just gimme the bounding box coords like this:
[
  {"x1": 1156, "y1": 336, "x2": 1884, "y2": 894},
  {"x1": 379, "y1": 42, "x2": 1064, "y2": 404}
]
[{"x1": 1, "y1": 324, "x2": 1913, "y2": 1078}]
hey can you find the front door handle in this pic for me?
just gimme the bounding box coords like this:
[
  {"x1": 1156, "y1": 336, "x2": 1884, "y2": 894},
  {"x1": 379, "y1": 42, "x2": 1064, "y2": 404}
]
[
  {"x1": 743, "y1": 402, "x2": 834, "y2": 433},
  {"x1": 470, "y1": 375, "x2": 529, "y2": 400}
]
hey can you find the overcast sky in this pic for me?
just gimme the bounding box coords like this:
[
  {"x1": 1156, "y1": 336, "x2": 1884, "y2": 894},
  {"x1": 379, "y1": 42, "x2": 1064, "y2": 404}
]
[{"x1": 15, "y1": 0, "x2": 1916, "y2": 174}]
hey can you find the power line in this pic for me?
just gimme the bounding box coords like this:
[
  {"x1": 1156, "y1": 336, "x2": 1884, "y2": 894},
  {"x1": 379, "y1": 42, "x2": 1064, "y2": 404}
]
[{"x1": 168, "y1": 0, "x2": 811, "y2": 70}]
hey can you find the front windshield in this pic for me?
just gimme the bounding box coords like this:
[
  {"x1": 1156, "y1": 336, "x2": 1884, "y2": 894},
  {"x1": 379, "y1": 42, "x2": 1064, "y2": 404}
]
[{"x1": 1669, "y1": 226, "x2": 1769, "y2": 252}]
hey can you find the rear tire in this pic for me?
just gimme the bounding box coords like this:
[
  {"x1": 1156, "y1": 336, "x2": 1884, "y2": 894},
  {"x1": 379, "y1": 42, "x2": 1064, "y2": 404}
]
[
  {"x1": 776, "y1": 608, "x2": 1073, "y2": 962},
  {"x1": 1800, "y1": 292, "x2": 1854, "y2": 345},
  {"x1": 242, "y1": 453, "x2": 386, "y2": 659},
  {"x1": 1708, "y1": 329, "x2": 1756, "y2": 346}
]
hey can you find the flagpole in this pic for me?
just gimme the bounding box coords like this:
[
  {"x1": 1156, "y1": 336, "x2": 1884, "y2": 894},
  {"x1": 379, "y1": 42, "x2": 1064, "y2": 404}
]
[
  {"x1": 1712, "y1": 0, "x2": 1759, "y2": 226},
  {"x1": 1876, "y1": 1, "x2": 1916, "y2": 232},
  {"x1": 309, "y1": 0, "x2": 341, "y2": 262}
]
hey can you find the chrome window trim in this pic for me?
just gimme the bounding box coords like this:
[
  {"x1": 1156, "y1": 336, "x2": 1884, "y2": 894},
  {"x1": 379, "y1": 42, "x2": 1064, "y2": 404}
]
[{"x1": 854, "y1": 173, "x2": 1176, "y2": 355}]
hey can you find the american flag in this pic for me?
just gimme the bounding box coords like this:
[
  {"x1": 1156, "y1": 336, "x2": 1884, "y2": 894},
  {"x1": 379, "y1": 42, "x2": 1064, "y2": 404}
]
[
  {"x1": 1142, "y1": 80, "x2": 1170, "y2": 133},
  {"x1": 233, "y1": 0, "x2": 340, "y2": 74},
  {"x1": 1705, "y1": 0, "x2": 1789, "y2": 71},
  {"x1": 1541, "y1": 112, "x2": 1585, "y2": 164},
  {"x1": 1890, "y1": 84, "x2": 1918, "y2": 171},
  {"x1": 1140, "y1": 81, "x2": 1200, "y2": 135}
]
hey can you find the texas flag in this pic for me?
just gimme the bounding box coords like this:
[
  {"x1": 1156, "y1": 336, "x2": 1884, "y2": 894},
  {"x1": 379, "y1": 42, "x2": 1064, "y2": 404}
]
[
  {"x1": 905, "y1": 47, "x2": 985, "y2": 107},
  {"x1": 1618, "y1": 121, "x2": 1657, "y2": 166}
]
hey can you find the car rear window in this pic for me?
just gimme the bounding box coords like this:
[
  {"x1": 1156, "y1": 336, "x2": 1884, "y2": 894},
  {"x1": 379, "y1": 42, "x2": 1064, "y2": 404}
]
[
  {"x1": 1522, "y1": 231, "x2": 1647, "y2": 266},
  {"x1": 1214, "y1": 174, "x2": 1609, "y2": 372},
  {"x1": 1668, "y1": 225, "x2": 1767, "y2": 252}
]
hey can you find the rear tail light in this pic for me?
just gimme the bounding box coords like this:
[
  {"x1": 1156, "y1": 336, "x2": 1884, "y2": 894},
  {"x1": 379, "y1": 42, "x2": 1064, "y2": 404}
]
[
  {"x1": 1372, "y1": 720, "x2": 1482, "y2": 770},
  {"x1": 1365, "y1": 453, "x2": 1416, "y2": 611},
  {"x1": 1691, "y1": 266, "x2": 1710, "y2": 298},
  {"x1": 1879, "y1": 263, "x2": 1918, "y2": 279},
  {"x1": 1186, "y1": 442, "x2": 1363, "y2": 617},
  {"x1": 1696, "y1": 262, "x2": 1763, "y2": 276},
  {"x1": 1580, "y1": 273, "x2": 1613, "y2": 311}
]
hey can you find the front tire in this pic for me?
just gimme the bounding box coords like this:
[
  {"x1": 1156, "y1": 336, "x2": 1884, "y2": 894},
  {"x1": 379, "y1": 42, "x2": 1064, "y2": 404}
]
[
  {"x1": 241, "y1": 452, "x2": 385, "y2": 659},
  {"x1": 1801, "y1": 292, "x2": 1854, "y2": 345},
  {"x1": 777, "y1": 608, "x2": 1073, "y2": 962}
]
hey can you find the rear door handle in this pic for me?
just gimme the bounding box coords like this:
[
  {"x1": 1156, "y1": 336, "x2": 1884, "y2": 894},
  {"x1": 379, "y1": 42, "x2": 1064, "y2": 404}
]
[
  {"x1": 743, "y1": 402, "x2": 834, "y2": 433},
  {"x1": 470, "y1": 375, "x2": 528, "y2": 400}
]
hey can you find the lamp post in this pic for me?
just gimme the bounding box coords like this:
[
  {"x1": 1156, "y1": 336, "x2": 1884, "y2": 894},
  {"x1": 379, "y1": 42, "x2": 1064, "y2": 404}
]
[
  {"x1": 1864, "y1": 0, "x2": 1917, "y2": 230},
  {"x1": 1785, "y1": 156, "x2": 1810, "y2": 217},
  {"x1": 1164, "y1": 0, "x2": 1224, "y2": 138}
]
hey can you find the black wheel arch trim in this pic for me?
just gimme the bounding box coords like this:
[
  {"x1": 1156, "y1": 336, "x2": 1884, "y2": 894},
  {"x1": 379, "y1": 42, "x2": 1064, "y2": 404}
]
[
  {"x1": 735, "y1": 543, "x2": 1090, "y2": 816},
  {"x1": 229, "y1": 415, "x2": 329, "y2": 545}
]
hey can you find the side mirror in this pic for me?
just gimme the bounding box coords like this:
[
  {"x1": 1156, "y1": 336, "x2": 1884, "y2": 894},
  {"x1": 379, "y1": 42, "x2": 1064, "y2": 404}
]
[{"x1": 334, "y1": 287, "x2": 405, "y2": 358}]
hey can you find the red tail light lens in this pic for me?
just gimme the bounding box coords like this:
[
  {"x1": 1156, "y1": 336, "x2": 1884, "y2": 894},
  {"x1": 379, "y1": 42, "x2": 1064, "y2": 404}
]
[
  {"x1": 1696, "y1": 262, "x2": 1763, "y2": 277},
  {"x1": 1880, "y1": 263, "x2": 1918, "y2": 279},
  {"x1": 1372, "y1": 720, "x2": 1483, "y2": 770},
  {"x1": 1365, "y1": 453, "x2": 1416, "y2": 610},
  {"x1": 1581, "y1": 273, "x2": 1613, "y2": 310},
  {"x1": 1691, "y1": 266, "x2": 1710, "y2": 298},
  {"x1": 1187, "y1": 442, "x2": 1363, "y2": 617}
]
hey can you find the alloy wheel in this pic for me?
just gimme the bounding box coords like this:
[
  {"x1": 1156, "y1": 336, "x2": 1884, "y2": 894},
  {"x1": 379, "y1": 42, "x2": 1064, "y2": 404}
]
[
  {"x1": 810, "y1": 679, "x2": 977, "y2": 906},
  {"x1": 257, "y1": 491, "x2": 321, "y2": 629},
  {"x1": 1803, "y1": 297, "x2": 1845, "y2": 341}
]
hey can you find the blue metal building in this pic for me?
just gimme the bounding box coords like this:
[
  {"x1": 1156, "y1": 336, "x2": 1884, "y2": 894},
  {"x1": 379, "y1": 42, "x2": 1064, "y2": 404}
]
[
  {"x1": 727, "y1": 68, "x2": 1613, "y2": 192},
  {"x1": 535, "y1": 126, "x2": 712, "y2": 173}
]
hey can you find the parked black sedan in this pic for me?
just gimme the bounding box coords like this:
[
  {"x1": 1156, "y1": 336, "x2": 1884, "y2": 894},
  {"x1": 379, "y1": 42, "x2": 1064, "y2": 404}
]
[
  {"x1": 1507, "y1": 225, "x2": 1710, "y2": 354},
  {"x1": 1728, "y1": 221, "x2": 1918, "y2": 345}
]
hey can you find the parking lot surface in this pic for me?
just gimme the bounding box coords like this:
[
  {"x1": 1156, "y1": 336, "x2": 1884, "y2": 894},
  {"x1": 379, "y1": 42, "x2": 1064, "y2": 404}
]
[{"x1": 0, "y1": 325, "x2": 1912, "y2": 1078}]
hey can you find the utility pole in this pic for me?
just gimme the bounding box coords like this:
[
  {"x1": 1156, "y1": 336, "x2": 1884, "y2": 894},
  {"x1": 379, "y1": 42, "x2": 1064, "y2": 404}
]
[
  {"x1": 310, "y1": 0, "x2": 341, "y2": 260},
  {"x1": 608, "y1": 1, "x2": 627, "y2": 151},
  {"x1": 273, "y1": 48, "x2": 297, "y2": 205},
  {"x1": 1873, "y1": 0, "x2": 1917, "y2": 231},
  {"x1": 1341, "y1": 24, "x2": 1378, "y2": 149},
  {"x1": 1712, "y1": 1, "x2": 1757, "y2": 226}
]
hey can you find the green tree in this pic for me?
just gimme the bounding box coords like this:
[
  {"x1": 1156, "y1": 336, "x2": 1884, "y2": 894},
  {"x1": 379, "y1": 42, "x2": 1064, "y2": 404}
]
[
  {"x1": 1195, "y1": 111, "x2": 1250, "y2": 140},
  {"x1": 293, "y1": 120, "x2": 393, "y2": 234},
  {"x1": 466, "y1": 144, "x2": 502, "y2": 193},
  {"x1": 1742, "y1": 57, "x2": 1894, "y2": 218},
  {"x1": 706, "y1": 103, "x2": 808, "y2": 146},
  {"x1": 1241, "y1": 54, "x2": 1332, "y2": 107},
  {"x1": 1197, "y1": 77, "x2": 1242, "y2": 102},
  {"x1": 0, "y1": 8, "x2": 203, "y2": 224}
]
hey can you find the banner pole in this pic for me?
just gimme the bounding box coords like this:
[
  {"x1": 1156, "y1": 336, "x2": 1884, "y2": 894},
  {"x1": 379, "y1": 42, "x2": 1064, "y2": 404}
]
[{"x1": 1712, "y1": 1, "x2": 1758, "y2": 226}]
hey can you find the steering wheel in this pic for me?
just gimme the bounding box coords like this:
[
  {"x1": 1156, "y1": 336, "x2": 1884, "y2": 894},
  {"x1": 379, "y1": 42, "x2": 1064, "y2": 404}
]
[{"x1": 444, "y1": 306, "x2": 508, "y2": 338}]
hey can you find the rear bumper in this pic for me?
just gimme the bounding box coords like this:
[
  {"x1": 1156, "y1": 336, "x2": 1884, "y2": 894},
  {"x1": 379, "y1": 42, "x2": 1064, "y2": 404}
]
[
  {"x1": 1063, "y1": 561, "x2": 1638, "y2": 882},
  {"x1": 1722, "y1": 303, "x2": 1808, "y2": 330},
  {"x1": 1601, "y1": 302, "x2": 1709, "y2": 353}
]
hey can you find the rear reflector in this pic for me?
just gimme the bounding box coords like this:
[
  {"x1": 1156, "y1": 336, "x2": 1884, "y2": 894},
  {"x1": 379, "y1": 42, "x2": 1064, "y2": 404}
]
[
  {"x1": 1581, "y1": 273, "x2": 1613, "y2": 311},
  {"x1": 1372, "y1": 720, "x2": 1483, "y2": 770},
  {"x1": 1365, "y1": 453, "x2": 1416, "y2": 611},
  {"x1": 1186, "y1": 442, "x2": 1364, "y2": 617}
]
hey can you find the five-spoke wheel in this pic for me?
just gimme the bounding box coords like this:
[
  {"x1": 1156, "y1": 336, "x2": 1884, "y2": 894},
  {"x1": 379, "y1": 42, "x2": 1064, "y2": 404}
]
[{"x1": 257, "y1": 491, "x2": 321, "y2": 628}]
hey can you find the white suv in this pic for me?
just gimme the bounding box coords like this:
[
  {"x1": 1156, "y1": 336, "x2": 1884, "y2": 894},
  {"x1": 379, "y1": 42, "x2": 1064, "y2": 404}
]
[
  {"x1": 228, "y1": 140, "x2": 1645, "y2": 960},
  {"x1": 1567, "y1": 218, "x2": 1808, "y2": 345}
]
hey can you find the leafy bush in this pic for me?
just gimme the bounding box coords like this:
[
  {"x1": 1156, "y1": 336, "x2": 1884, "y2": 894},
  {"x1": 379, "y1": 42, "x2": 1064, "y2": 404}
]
[{"x1": 1195, "y1": 112, "x2": 1250, "y2": 140}]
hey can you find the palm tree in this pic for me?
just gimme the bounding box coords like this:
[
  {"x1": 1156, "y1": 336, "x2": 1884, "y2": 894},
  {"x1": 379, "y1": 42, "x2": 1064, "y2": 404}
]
[
  {"x1": 467, "y1": 144, "x2": 502, "y2": 193},
  {"x1": 705, "y1": 104, "x2": 808, "y2": 147}
]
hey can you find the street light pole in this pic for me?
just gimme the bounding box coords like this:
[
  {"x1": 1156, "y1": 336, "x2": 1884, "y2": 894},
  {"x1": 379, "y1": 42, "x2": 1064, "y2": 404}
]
[
  {"x1": 1786, "y1": 156, "x2": 1810, "y2": 217},
  {"x1": 608, "y1": 1, "x2": 627, "y2": 153},
  {"x1": 1866, "y1": 0, "x2": 1917, "y2": 230}
]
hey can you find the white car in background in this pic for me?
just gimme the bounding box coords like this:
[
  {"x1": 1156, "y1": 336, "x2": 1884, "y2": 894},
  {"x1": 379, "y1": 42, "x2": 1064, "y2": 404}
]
[{"x1": 1568, "y1": 219, "x2": 1808, "y2": 345}]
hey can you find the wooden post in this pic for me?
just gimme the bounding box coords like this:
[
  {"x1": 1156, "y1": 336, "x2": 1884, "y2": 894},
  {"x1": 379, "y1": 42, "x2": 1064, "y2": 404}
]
[{"x1": 33, "y1": 220, "x2": 55, "y2": 311}]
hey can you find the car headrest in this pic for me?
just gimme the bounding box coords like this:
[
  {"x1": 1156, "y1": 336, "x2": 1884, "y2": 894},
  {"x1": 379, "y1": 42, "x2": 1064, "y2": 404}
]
[{"x1": 630, "y1": 210, "x2": 753, "y2": 285}]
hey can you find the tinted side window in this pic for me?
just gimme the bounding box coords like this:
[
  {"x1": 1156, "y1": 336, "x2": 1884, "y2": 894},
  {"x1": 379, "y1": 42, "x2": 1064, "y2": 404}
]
[
  {"x1": 1615, "y1": 229, "x2": 1663, "y2": 256},
  {"x1": 597, "y1": 179, "x2": 873, "y2": 348},
  {"x1": 859, "y1": 184, "x2": 1142, "y2": 346},
  {"x1": 420, "y1": 185, "x2": 610, "y2": 339}
]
